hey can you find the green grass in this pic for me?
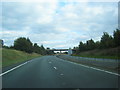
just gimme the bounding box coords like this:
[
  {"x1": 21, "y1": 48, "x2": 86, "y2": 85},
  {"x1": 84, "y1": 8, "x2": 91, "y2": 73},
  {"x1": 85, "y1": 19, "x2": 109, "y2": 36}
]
[
  {"x1": 73, "y1": 47, "x2": 120, "y2": 60},
  {"x1": 1, "y1": 48, "x2": 41, "y2": 67}
]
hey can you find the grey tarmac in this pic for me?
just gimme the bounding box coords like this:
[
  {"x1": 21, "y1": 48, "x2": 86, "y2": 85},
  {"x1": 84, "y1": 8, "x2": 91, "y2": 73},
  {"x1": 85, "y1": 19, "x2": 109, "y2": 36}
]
[{"x1": 2, "y1": 56, "x2": 119, "y2": 88}]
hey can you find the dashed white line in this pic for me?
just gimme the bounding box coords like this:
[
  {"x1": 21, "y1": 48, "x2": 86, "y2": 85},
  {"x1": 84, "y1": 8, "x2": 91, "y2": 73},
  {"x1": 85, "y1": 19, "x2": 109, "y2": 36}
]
[
  {"x1": 49, "y1": 62, "x2": 52, "y2": 63},
  {"x1": 53, "y1": 67, "x2": 57, "y2": 70},
  {"x1": 75, "y1": 89, "x2": 80, "y2": 90},
  {"x1": 60, "y1": 73, "x2": 64, "y2": 75},
  {"x1": 0, "y1": 61, "x2": 29, "y2": 76}
]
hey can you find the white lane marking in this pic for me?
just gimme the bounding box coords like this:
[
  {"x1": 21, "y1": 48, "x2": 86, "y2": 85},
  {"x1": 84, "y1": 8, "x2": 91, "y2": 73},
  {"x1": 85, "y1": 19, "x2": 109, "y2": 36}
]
[
  {"x1": 49, "y1": 62, "x2": 52, "y2": 63},
  {"x1": 0, "y1": 61, "x2": 29, "y2": 76},
  {"x1": 60, "y1": 73, "x2": 64, "y2": 75},
  {"x1": 54, "y1": 67, "x2": 57, "y2": 70},
  {"x1": 58, "y1": 58, "x2": 120, "y2": 76},
  {"x1": 75, "y1": 89, "x2": 80, "y2": 90}
]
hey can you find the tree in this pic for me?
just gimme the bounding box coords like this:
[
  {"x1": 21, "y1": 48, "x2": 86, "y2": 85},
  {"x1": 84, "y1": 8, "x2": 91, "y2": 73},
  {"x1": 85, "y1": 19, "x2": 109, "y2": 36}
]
[
  {"x1": 113, "y1": 29, "x2": 120, "y2": 46},
  {"x1": 72, "y1": 46, "x2": 79, "y2": 54},
  {"x1": 46, "y1": 47, "x2": 50, "y2": 50},
  {"x1": 3, "y1": 45, "x2": 10, "y2": 49},
  {"x1": 14, "y1": 37, "x2": 33, "y2": 53},
  {"x1": 95, "y1": 41, "x2": 101, "y2": 49},
  {"x1": 33, "y1": 43, "x2": 41, "y2": 54},
  {"x1": 46, "y1": 47, "x2": 54, "y2": 55},
  {"x1": 40, "y1": 45, "x2": 47, "y2": 55},
  {"x1": 78, "y1": 41, "x2": 86, "y2": 52},
  {"x1": 86, "y1": 39, "x2": 95, "y2": 50},
  {"x1": 9, "y1": 45, "x2": 14, "y2": 49},
  {"x1": 100, "y1": 32, "x2": 114, "y2": 48}
]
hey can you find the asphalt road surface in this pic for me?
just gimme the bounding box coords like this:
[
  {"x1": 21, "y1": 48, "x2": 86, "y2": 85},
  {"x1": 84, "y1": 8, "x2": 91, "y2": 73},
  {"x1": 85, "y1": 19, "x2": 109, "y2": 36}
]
[
  {"x1": 2, "y1": 56, "x2": 119, "y2": 88},
  {"x1": 57, "y1": 55, "x2": 120, "y2": 72}
]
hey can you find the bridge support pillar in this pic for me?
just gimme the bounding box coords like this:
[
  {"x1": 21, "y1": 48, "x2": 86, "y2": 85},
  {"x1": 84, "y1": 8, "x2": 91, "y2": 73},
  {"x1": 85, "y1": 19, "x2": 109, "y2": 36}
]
[
  {"x1": 60, "y1": 50, "x2": 62, "y2": 54},
  {"x1": 68, "y1": 48, "x2": 72, "y2": 55}
]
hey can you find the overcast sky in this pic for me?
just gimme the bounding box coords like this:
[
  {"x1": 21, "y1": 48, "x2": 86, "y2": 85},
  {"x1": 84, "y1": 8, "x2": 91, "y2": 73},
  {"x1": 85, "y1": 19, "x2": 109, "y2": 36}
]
[{"x1": 0, "y1": 0, "x2": 118, "y2": 49}]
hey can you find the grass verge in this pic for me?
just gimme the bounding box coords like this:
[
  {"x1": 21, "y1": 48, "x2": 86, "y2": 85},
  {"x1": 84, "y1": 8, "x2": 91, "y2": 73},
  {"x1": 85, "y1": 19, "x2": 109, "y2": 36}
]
[
  {"x1": 73, "y1": 47, "x2": 120, "y2": 60},
  {"x1": 2, "y1": 48, "x2": 41, "y2": 68}
]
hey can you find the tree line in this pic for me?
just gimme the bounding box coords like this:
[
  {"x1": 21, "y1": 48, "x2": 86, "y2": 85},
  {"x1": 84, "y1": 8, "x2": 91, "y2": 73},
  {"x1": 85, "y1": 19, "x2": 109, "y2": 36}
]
[
  {"x1": 3, "y1": 37, "x2": 54, "y2": 55},
  {"x1": 74, "y1": 29, "x2": 120, "y2": 53}
]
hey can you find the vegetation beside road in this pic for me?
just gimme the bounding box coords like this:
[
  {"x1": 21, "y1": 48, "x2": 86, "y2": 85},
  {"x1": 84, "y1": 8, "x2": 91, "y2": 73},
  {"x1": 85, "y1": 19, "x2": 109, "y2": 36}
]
[
  {"x1": 2, "y1": 48, "x2": 41, "y2": 67},
  {"x1": 1, "y1": 37, "x2": 54, "y2": 68},
  {"x1": 73, "y1": 46, "x2": 120, "y2": 59},
  {"x1": 3, "y1": 37, "x2": 54, "y2": 55},
  {"x1": 73, "y1": 29, "x2": 120, "y2": 60}
]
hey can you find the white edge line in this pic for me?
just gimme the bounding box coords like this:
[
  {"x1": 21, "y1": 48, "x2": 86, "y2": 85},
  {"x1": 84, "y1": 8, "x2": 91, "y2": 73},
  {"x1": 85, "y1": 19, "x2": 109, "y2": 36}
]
[
  {"x1": 59, "y1": 58, "x2": 120, "y2": 76},
  {"x1": 0, "y1": 61, "x2": 28, "y2": 76},
  {"x1": 1, "y1": 57, "x2": 120, "y2": 76}
]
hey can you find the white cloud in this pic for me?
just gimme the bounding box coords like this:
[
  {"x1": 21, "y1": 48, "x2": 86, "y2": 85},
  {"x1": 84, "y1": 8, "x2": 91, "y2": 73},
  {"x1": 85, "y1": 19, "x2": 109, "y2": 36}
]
[
  {"x1": 55, "y1": 27, "x2": 69, "y2": 32},
  {"x1": 1, "y1": 2, "x2": 118, "y2": 49},
  {"x1": 36, "y1": 16, "x2": 53, "y2": 24},
  {"x1": 1, "y1": 30, "x2": 29, "y2": 45},
  {"x1": 1, "y1": 30, "x2": 28, "y2": 38},
  {"x1": 1, "y1": 0, "x2": 119, "y2": 2}
]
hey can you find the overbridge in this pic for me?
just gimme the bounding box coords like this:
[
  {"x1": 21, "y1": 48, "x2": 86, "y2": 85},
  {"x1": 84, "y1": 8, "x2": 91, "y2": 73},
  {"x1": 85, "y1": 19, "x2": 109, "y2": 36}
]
[
  {"x1": 48, "y1": 48, "x2": 77, "y2": 55},
  {"x1": 52, "y1": 49, "x2": 68, "y2": 51}
]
